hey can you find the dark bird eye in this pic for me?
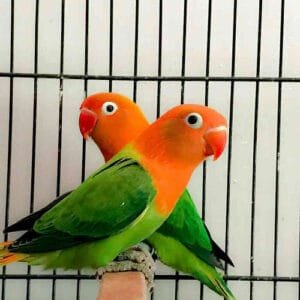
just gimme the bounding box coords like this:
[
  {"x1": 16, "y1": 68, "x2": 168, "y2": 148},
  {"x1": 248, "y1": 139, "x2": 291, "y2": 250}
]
[
  {"x1": 107, "y1": 105, "x2": 114, "y2": 112},
  {"x1": 187, "y1": 115, "x2": 198, "y2": 124},
  {"x1": 102, "y1": 102, "x2": 118, "y2": 115},
  {"x1": 185, "y1": 113, "x2": 203, "y2": 129}
]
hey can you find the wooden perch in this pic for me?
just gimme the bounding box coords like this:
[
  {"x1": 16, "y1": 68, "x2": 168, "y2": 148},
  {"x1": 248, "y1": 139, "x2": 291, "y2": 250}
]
[{"x1": 97, "y1": 272, "x2": 148, "y2": 300}]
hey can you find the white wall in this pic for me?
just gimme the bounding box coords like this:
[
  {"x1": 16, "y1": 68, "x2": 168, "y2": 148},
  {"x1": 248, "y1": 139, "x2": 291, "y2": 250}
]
[{"x1": 0, "y1": 0, "x2": 299, "y2": 299}]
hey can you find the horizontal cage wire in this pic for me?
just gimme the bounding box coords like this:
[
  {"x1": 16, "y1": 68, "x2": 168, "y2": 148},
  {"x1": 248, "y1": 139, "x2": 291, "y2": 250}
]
[{"x1": 0, "y1": 0, "x2": 299, "y2": 300}]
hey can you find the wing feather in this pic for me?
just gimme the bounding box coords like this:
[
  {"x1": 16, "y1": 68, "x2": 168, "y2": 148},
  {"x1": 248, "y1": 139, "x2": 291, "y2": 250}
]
[{"x1": 10, "y1": 158, "x2": 155, "y2": 253}]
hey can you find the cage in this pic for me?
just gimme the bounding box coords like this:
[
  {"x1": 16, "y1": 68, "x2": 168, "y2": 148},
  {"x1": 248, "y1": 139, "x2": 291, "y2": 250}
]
[{"x1": 0, "y1": 0, "x2": 299, "y2": 299}]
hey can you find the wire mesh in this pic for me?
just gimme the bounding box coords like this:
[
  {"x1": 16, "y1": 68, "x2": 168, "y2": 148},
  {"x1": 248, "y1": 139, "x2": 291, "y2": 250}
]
[{"x1": 0, "y1": 0, "x2": 299, "y2": 299}]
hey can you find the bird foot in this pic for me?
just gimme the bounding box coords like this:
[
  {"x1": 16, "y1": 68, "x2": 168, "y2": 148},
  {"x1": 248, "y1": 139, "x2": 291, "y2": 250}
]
[{"x1": 97, "y1": 243, "x2": 156, "y2": 290}]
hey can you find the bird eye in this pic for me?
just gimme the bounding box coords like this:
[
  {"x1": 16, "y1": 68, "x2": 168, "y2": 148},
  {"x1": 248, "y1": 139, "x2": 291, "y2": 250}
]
[
  {"x1": 185, "y1": 113, "x2": 203, "y2": 129},
  {"x1": 102, "y1": 102, "x2": 118, "y2": 115}
]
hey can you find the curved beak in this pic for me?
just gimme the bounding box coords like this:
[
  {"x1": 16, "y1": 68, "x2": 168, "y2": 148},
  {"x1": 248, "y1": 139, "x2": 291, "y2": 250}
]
[
  {"x1": 79, "y1": 108, "x2": 98, "y2": 139},
  {"x1": 204, "y1": 126, "x2": 227, "y2": 160}
]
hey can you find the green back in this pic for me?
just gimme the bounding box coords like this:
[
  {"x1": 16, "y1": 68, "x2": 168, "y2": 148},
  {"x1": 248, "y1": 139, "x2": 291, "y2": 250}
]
[{"x1": 11, "y1": 157, "x2": 155, "y2": 253}]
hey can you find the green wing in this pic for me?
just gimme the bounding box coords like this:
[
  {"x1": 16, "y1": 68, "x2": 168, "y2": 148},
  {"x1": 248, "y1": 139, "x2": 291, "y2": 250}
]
[
  {"x1": 157, "y1": 190, "x2": 228, "y2": 269},
  {"x1": 158, "y1": 190, "x2": 212, "y2": 250},
  {"x1": 10, "y1": 157, "x2": 155, "y2": 253}
]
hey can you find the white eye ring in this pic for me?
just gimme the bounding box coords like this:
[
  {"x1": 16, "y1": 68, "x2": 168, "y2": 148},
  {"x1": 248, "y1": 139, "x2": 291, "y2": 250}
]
[
  {"x1": 185, "y1": 113, "x2": 203, "y2": 129},
  {"x1": 102, "y1": 101, "x2": 118, "y2": 115}
]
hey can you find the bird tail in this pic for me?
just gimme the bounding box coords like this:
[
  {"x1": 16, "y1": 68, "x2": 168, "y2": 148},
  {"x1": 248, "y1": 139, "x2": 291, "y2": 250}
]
[
  {"x1": 0, "y1": 241, "x2": 27, "y2": 266},
  {"x1": 182, "y1": 247, "x2": 235, "y2": 299},
  {"x1": 148, "y1": 233, "x2": 236, "y2": 299},
  {"x1": 193, "y1": 266, "x2": 235, "y2": 300},
  {"x1": 210, "y1": 271, "x2": 235, "y2": 300},
  {"x1": 190, "y1": 260, "x2": 235, "y2": 300}
]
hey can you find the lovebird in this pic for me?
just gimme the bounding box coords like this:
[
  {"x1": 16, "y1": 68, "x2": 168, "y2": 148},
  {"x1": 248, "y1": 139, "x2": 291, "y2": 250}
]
[
  {"x1": 1, "y1": 102, "x2": 227, "y2": 283},
  {"x1": 4, "y1": 93, "x2": 233, "y2": 299},
  {"x1": 79, "y1": 93, "x2": 235, "y2": 299}
]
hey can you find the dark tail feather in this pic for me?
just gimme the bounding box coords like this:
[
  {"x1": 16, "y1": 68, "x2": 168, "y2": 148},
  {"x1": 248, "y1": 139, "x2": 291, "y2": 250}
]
[
  {"x1": 211, "y1": 240, "x2": 234, "y2": 267},
  {"x1": 203, "y1": 224, "x2": 234, "y2": 267},
  {"x1": 4, "y1": 191, "x2": 72, "y2": 233}
]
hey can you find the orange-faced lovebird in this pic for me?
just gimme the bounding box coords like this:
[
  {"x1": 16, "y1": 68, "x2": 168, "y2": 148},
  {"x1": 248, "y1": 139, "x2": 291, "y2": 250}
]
[
  {"x1": 2, "y1": 95, "x2": 233, "y2": 299},
  {"x1": 79, "y1": 93, "x2": 234, "y2": 299}
]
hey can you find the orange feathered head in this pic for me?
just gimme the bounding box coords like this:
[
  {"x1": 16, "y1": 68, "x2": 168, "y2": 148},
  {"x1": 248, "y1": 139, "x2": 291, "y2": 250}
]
[
  {"x1": 133, "y1": 104, "x2": 227, "y2": 167},
  {"x1": 79, "y1": 93, "x2": 227, "y2": 165},
  {"x1": 79, "y1": 92, "x2": 149, "y2": 161}
]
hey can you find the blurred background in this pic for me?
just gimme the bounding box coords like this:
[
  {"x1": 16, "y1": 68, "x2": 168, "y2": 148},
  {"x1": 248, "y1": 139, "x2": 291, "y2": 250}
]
[{"x1": 0, "y1": 0, "x2": 299, "y2": 299}]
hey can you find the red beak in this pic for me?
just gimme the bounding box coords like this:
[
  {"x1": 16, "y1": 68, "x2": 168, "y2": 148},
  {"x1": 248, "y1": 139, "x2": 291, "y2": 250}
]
[
  {"x1": 204, "y1": 126, "x2": 227, "y2": 160},
  {"x1": 79, "y1": 108, "x2": 98, "y2": 139}
]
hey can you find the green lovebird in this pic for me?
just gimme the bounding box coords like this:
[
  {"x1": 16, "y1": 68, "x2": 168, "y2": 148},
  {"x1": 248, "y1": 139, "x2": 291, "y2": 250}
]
[{"x1": 4, "y1": 93, "x2": 234, "y2": 299}]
